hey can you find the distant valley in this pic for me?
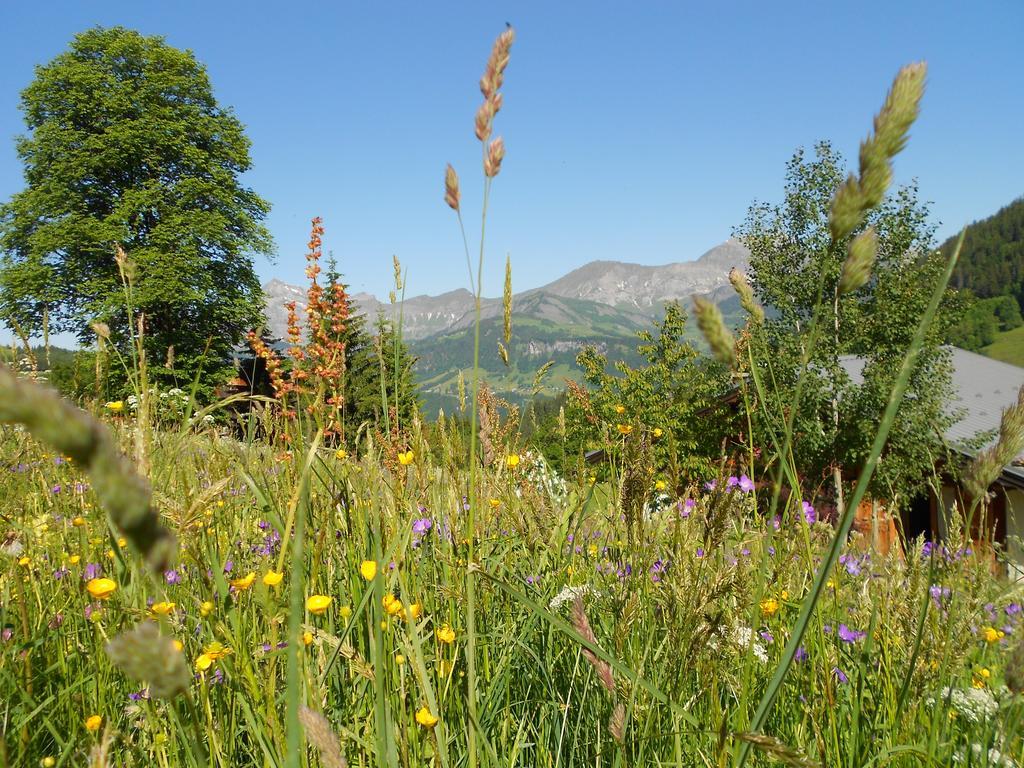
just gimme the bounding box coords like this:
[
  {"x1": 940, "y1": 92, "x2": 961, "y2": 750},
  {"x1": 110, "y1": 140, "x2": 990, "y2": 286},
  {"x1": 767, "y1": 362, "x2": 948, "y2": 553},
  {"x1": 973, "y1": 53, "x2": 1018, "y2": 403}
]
[{"x1": 263, "y1": 239, "x2": 751, "y2": 415}]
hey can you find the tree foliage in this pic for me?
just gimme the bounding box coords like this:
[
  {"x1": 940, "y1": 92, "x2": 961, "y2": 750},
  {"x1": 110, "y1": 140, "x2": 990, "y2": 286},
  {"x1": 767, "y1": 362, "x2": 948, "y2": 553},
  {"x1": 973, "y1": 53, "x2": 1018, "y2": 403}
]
[
  {"x1": 0, "y1": 26, "x2": 272, "y2": 397},
  {"x1": 563, "y1": 301, "x2": 730, "y2": 483},
  {"x1": 736, "y1": 142, "x2": 964, "y2": 504}
]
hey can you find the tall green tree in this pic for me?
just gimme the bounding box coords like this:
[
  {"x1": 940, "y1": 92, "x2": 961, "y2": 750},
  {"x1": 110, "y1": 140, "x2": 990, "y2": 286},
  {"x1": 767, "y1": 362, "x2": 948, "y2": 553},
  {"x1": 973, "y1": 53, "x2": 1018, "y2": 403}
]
[
  {"x1": 567, "y1": 301, "x2": 730, "y2": 482},
  {"x1": 736, "y1": 141, "x2": 964, "y2": 505},
  {"x1": 0, "y1": 26, "x2": 272, "y2": 397}
]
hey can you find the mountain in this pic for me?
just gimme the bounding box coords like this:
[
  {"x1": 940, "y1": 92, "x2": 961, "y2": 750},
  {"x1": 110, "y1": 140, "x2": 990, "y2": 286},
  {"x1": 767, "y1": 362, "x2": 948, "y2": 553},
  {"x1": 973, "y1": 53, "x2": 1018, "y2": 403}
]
[
  {"x1": 527, "y1": 238, "x2": 750, "y2": 310},
  {"x1": 261, "y1": 239, "x2": 751, "y2": 414},
  {"x1": 263, "y1": 239, "x2": 749, "y2": 342}
]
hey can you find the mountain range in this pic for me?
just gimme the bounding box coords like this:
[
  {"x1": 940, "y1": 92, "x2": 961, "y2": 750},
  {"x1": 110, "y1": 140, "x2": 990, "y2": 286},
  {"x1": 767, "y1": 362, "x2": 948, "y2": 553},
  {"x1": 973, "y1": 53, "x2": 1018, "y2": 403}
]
[{"x1": 263, "y1": 238, "x2": 750, "y2": 414}]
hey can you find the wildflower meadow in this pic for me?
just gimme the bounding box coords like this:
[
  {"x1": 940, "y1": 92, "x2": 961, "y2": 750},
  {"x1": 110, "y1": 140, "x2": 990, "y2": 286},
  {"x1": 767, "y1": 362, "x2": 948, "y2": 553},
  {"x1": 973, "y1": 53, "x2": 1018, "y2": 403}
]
[{"x1": 2, "y1": 22, "x2": 1024, "y2": 768}]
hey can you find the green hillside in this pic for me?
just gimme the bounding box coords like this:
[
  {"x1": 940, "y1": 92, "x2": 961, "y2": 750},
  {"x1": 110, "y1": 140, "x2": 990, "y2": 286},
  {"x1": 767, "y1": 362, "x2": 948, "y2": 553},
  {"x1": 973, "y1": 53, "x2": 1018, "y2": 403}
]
[
  {"x1": 410, "y1": 292, "x2": 748, "y2": 418},
  {"x1": 981, "y1": 325, "x2": 1024, "y2": 367},
  {"x1": 941, "y1": 196, "x2": 1024, "y2": 356}
]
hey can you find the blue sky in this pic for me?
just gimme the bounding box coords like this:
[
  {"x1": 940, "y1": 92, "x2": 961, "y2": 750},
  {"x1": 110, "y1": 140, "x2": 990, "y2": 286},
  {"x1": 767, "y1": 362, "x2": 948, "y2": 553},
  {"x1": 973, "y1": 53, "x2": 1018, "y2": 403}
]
[{"x1": 1, "y1": 0, "x2": 1022, "y2": 345}]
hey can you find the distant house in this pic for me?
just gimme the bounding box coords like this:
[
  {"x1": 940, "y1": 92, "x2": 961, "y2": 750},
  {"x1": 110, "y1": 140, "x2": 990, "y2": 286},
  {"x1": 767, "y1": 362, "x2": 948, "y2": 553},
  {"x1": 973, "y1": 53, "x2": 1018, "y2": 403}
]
[{"x1": 838, "y1": 348, "x2": 1024, "y2": 569}]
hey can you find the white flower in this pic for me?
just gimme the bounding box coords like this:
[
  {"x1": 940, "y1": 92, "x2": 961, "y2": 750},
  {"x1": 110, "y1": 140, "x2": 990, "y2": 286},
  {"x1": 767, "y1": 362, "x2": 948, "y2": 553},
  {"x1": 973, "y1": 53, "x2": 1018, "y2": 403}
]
[
  {"x1": 1, "y1": 537, "x2": 24, "y2": 558},
  {"x1": 732, "y1": 625, "x2": 768, "y2": 664},
  {"x1": 953, "y1": 743, "x2": 1017, "y2": 767},
  {"x1": 549, "y1": 584, "x2": 596, "y2": 610},
  {"x1": 927, "y1": 687, "x2": 998, "y2": 725}
]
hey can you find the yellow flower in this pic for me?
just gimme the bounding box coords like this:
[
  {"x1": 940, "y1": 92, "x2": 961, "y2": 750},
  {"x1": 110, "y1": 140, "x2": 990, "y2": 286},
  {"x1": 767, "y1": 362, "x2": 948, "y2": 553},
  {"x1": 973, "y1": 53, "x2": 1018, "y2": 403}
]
[
  {"x1": 194, "y1": 653, "x2": 214, "y2": 672},
  {"x1": 415, "y1": 707, "x2": 439, "y2": 728},
  {"x1": 105, "y1": 401, "x2": 124, "y2": 413},
  {"x1": 383, "y1": 594, "x2": 403, "y2": 616},
  {"x1": 405, "y1": 603, "x2": 423, "y2": 621},
  {"x1": 780, "y1": 589, "x2": 789, "y2": 601},
  {"x1": 654, "y1": 480, "x2": 667, "y2": 492},
  {"x1": 18, "y1": 556, "x2": 30, "y2": 567},
  {"x1": 72, "y1": 516, "x2": 86, "y2": 527},
  {"x1": 303, "y1": 631, "x2": 314, "y2": 646},
  {"x1": 760, "y1": 598, "x2": 780, "y2": 617},
  {"x1": 230, "y1": 572, "x2": 256, "y2": 591},
  {"x1": 614, "y1": 404, "x2": 625, "y2": 414},
  {"x1": 172, "y1": 640, "x2": 184, "y2": 652},
  {"x1": 105, "y1": 549, "x2": 115, "y2": 560},
  {"x1": 340, "y1": 605, "x2": 352, "y2": 619},
  {"x1": 978, "y1": 667, "x2": 991, "y2": 679},
  {"x1": 203, "y1": 641, "x2": 231, "y2": 660},
  {"x1": 489, "y1": 498, "x2": 502, "y2": 509},
  {"x1": 398, "y1": 450, "x2": 415, "y2": 466},
  {"x1": 306, "y1": 595, "x2": 333, "y2": 615},
  {"x1": 150, "y1": 601, "x2": 176, "y2": 616},
  {"x1": 42, "y1": 757, "x2": 56, "y2": 767},
  {"x1": 200, "y1": 601, "x2": 214, "y2": 617},
  {"x1": 85, "y1": 714, "x2": 103, "y2": 732},
  {"x1": 262, "y1": 570, "x2": 284, "y2": 587},
  {"x1": 395, "y1": 653, "x2": 406, "y2": 665},
  {"x1": 117, "y1": 537, "x2": 127, "y2": 548},
  {"x1": 69, "y1": 554, "x2": 81, "y2": 565},
  {"x1": 360, "y1": 560, "x2": 378, "y2": 581},
  {"x1": 335, "y1": 449, "x2": 348, "y2": 461},
  {"x1": 506, "y1": 454, "x2": 521, "y2": 469},
  {"x1": 616, "y1": 424, "x2": 633, "y2": 435},
  {"x1": 981, "y1": 626, "x2": 1004, "y2": 644},
  {"x1": 652, "y1": 427, "x2": 663, "y2": 438},
  {"x1": 86, "y1": 578, "x2": 117, "y2": 600},
  {"x1": 436, "y1": 624, "x2": 456, "y2": 644}
]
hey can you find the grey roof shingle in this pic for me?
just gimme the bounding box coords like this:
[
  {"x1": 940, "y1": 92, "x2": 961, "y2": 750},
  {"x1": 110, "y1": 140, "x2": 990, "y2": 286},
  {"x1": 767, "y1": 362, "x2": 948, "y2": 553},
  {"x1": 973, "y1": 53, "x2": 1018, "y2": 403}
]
[{"x1": 839, "y1": 348, "x2": 1024, "y2": 485}]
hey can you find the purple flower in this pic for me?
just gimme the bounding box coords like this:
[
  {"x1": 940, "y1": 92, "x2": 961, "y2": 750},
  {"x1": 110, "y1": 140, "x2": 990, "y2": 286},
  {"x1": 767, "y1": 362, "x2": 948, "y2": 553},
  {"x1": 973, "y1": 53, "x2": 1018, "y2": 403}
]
[
  {"x1": 51, "y1": 484, "x2": 61, "y2": 494},
  {"x1": 223, "y1": 560, "x2": 234, "y2": 574},
  {"x1": 837, "y1": 624, "x2": 865, "y2": 643},
  {"x1": 1007, "y1": 603, "x2": 1022, "y2": 617},
  {"x1": 759, "y1": 630, "x2": 774, "y2": 644},
  {"x1": 164, "y1": 570, "x2": 182, "y2": 585},
  {"x1": 525, "y1": 575, "x2": 538, "y2": 586},
  {"x1": 727, "y1": 476, "x2": 740, "y2": 489},
  {"x1": 839, "y1": 554, "x2": 863, "y2": 577},
  {"x1": 128, "y1": 688, "x2": 150, "y2": 702},
  {"x1": 680, "y1": 499, "x2": 695, "y2": 518},
  {"x1": 2, "y1": 628, "x2": 13, "y2": 642},
  {"x1": 832, "y1": 666, "x2": 849, "y2": 684},
  {"x1": 704, "y1": 480, "x2": 717, "y2": 491},
  {"x1": 794, "y1": 646, "x2": 808, "y2": 662},
  {"x1": 53, "y1": 566, "x2": 70, "y2": 580},
  {"x1": 738, "y1": 475, "x2": 754, "y2": 493},
  {"x1": 696, "y1": 548, "x2": 705, "y2": 558},
  {"x1": 649, "y1": 560, "x2": 667, "y2": 583},
  {"x1": 801, "y1": 501, "x2": 816, "y2": 524},
  {"x1": 83, "y1": 562, "x2": 102, "y2": 580},
  {"x1": 412, "y1": 518, "x2": 432, "y2": 536}
]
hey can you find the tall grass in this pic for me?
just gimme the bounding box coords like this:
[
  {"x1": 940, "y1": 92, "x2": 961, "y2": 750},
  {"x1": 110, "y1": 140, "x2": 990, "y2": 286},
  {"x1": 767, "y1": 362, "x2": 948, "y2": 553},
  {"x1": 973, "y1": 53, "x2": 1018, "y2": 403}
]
[{"x1": 1, "y1": 30, "x2": 1023, "y2": 768}]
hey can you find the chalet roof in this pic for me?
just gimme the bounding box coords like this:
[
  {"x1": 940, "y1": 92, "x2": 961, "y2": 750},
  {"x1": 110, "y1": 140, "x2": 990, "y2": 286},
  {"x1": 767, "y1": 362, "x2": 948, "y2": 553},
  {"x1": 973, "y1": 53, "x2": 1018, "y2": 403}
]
[{"x1": 839, "y1": 347, "x2": 1024, "y2": 487}]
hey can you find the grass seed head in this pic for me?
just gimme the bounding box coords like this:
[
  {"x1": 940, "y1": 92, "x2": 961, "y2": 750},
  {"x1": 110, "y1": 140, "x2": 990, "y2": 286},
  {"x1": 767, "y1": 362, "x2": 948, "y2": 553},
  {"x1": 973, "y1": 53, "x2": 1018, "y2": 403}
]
[
  {"x1": 839, "y1": 226, "x2": 878, "y2": 294},
  {"x1": 105, "y1": 622, "x2": 190, "y2": 700},
  {"x1": 444, "y1": 163, "x2": 461, "y2": 211},
  {"x1": 692, "y1": 296, "x2": 735, "y2": 367}
]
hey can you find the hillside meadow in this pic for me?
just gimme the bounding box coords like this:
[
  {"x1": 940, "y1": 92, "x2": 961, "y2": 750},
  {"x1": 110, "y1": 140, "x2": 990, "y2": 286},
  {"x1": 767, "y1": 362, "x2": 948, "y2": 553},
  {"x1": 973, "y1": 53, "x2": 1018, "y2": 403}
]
[
  {"x1": 2, "y1": 22, "x2": 1024, "y2": 768},
  {"x1": 1, "y1": 402, "x2": 1023, "y2": 767}
]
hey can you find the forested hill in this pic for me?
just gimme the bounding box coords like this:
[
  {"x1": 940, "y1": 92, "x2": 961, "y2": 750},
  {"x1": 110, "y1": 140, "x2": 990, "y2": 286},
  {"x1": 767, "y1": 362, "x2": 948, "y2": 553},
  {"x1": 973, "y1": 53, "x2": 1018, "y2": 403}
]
[
  {"x1": 945, "y1": 197, "x2": 1024, "y2": 307},
  {"x1": 941, "y1": 197, "x2": 1024, "y2": 365}
]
